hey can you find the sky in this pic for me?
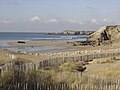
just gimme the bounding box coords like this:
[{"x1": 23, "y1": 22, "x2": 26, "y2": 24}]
[{"x1": 0, "y1": 0, "x2": 120, "y2": 32}]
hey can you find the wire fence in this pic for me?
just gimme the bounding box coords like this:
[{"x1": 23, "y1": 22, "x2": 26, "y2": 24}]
[
  {"x1": 0, "y1": 52, "x2": 120, "y2": 76},
  {"x1": 0, "y1": 73, "x2": 120, "y2": 90},
  {"x1": 0, "y1": 51, "x2": 120, "y2": 90}
]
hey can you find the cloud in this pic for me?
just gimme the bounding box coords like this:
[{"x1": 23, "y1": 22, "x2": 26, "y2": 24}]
[
  {"x1": 47, "y1": 19, "x2": 59, "y2": 23},
  {"x1": 90, "y1": 18, "x2": 101, "y2": 25},
  {"x1": 103, "y1": 18, "x2": 110, "y2": 22},
  {"x1": 68, "y1": 19, "x2": 99, "y2": 25},
  {"x1": 30, "y1": 16, "x2": 41, "y2": 22},
  {"x1": 101, "y1": 18, "x2": 115, "y2": 25},
  {"x1": 29, "y1": 17, "x2": 114, "y2": 27},
  {"x1": 91, "y1": 18, "x2": 97, "y2": 23},
  {"x1": 0, "y1": 19, "x2": 13, "y2": 24},
  {"x1": 69, "y1": 19, "x2": 85, "y2": 25}
]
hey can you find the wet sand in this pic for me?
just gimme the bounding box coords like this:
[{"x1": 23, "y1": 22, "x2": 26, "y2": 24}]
[
  {"x1": 8, "y1": 41, "x2": 72, "y2": 47},
  {"x1": 7, "y1": 41, "x2": 120, "y2": 54}
]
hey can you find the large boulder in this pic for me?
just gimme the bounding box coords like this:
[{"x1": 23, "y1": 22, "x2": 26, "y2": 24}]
[{"x1": 89, "y1": 25, "x2": 120, "y2": 45}]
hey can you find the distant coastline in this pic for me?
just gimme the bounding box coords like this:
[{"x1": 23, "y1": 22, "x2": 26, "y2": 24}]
[{"x1": 48, "y1": 30, "x2": 95, "y2": 35}]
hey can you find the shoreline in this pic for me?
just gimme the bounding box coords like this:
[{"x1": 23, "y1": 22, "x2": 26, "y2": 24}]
[
  {"x1": 7, "y1": 41, "x2": 72, "y2": 47},
  {"x1": 7, "y1": 40, "x2": 75, "y2": 54},
  {"x1": 0, "y1": 40, "x2": 118, "y2": 62},
  {"x1": 7, "y1": 40, "x2": 120, "y2": 53}
]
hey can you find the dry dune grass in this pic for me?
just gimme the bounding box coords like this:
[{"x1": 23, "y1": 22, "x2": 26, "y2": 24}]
[
  {"x1": 0, "y1": 57, "x2": 120, "y2": 89},
  {"x1": 98, "y1": 62, "x2": 120, "y2": 78},
  {"x1": 0, "y1": 54, "x2": 11, "y2": 66},
  {"x1": 86, "y1": 56, "x2": 120, "y2": 78},
  {"x1": 91, "y1": 56, "x2": 118, "y2": 64},
  {"x1": 1, "y1": 48, "x2": 120, "y2": 89},
  {"x1": 40, "y1": 59, "x2": 120, "y2": 88}
]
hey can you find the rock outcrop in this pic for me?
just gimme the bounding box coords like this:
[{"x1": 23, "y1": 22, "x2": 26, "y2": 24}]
[
  {"x1": 48, "y1": 30, "x2": 95, "y2": 35},
  {"x1": 89, "y1": 25, "x2": 120, "y2": 45}
]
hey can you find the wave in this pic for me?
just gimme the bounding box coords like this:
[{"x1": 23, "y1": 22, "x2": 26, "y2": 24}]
[
  {"x1": 30, "y1": 38, "x2": 62, "y2": 40},
  {"x1": 60, "y1": 36, "x2": 85, "y2": 39},
  {"x1": 30, "y1": 36, "x2": 87, "y2": 41}
]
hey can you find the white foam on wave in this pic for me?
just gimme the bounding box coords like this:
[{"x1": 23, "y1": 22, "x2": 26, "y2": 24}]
[{"x1": 30, "y1": 38, "x2": 61, "y2": 40}]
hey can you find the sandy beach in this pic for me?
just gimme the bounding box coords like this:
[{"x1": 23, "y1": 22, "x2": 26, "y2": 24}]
[
  {"x1": 8, "y1": 41, "x2": 72, "y2": 47},
  {"x1": 1, "y1": 35, "x2": 120, "y2": 90},
  {"x1": 8, "y1": 40, "x2": 120, "y2": 51},
  {"x1": 1, "y1": 1, "x2": 120, "y2": 89},
  {"x1": 3, "y1": 40, "x2": 120, "y2": 63}
]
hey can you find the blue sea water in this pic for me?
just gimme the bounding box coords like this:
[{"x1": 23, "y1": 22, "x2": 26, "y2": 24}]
[
  {"x1": 0, "y1": 32, "x2": 88, "y2": 53},
  {"x1": 0, "y1": 32, "x2": 87, "y2": 41}
]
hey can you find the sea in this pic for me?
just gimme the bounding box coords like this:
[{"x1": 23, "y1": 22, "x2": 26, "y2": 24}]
[{"x1": 0, "y1": 32, "x2": 88, "y2": 54}]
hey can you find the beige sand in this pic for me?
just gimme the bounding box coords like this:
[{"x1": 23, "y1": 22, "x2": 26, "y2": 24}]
[
  {"x1": 3, "y1": 41, "x2": 120, "y2": 63},
  {"x1": 8, "y1": 41, "x2": 72, "y2": 47}
]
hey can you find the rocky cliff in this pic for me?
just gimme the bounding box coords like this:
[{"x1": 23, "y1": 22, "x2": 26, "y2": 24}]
[{"x1": 89, "y1": 25, "x2": 120, "y2": 45}]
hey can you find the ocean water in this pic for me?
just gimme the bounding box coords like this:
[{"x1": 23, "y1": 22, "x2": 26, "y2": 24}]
[
  {"x1": 0, "y1": 32, "x2": 88, "y2": 53},
  {"x1": 0, "y1": 32, "x2": 87, "y2": 41}
]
